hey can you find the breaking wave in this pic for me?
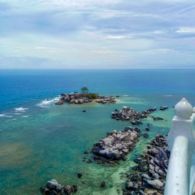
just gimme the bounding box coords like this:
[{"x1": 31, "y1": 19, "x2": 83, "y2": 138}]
[
  {"x1": 37, "y1": 96, "x2": 60, "y2": 108},
  {"x1": 0, "y1": 113, "x2": 13, "y2": 118},
  {"x1": 14, "y1": 107, "x2": 28, "y2": 112}
]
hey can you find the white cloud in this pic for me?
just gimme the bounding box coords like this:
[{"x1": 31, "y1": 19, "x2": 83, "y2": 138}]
[
  {"x1": 0, "y1": 30, "x2": 156, "y2": 68},
  {"x1": 176, "y1": 27, "x2": 195, "y2": 34},
  {"x1": 0, "y1": 0, "x2": 121, "y2": 13},
  {"x1": 46, "y1": 0, "x2": 121, "y2": 8},
  {"x1": 0, "y1": 0, "x2": 195, "y2": 69},
  {"x1": 105, "y1": 35, "x2": 128, "y2": 40}
]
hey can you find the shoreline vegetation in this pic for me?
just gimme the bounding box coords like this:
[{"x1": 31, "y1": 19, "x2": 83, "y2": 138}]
[{"x1": 40, "y1": 88, "x2": 170, "y2": 195}]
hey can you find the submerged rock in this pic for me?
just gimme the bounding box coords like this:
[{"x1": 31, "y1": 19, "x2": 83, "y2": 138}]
[
  {"x1": 143, "y1": 133, "x2": 149, "y2": 138},
  {"x1": 100, "y1": 181, "x2": 106, "y2": 188},
  {"x1": 145, "y1": 127, "x2": 150, "y2": 131},
  {"x1": 131, "y1": 120, "x2": 143, "y2": 126},
  {"x1": 151, "y1": 116, "x2": 164, "y2": 121},
  {"x1": 77, "y1": 173, "x2": 82, "y2": 179},
  {"x1": 159, "y1": 106, "x2": 168, "y2": 111}
]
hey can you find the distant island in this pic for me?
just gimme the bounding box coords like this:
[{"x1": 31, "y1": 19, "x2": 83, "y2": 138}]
[{"x1": 55, "y1": 87, "x2": 117, "y2": 105}]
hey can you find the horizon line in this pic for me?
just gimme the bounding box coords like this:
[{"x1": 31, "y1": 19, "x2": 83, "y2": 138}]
[{"x1": 1, "y1": 68, "x2": 195, "y2": 71}]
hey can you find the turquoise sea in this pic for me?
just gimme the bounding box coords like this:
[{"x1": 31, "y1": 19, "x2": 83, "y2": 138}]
[{"x1": 0, "y1": 69, "x2": 195, "y2": 195}]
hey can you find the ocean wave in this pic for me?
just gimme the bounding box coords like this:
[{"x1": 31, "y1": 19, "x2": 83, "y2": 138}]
[
  {"x1": 0, "y1": 113, "x2": 13, "y2": 118},
  {"x1": 0, "y1": 114, "x2": 6, "y2": 117},
  {"x1": 14, "y1": 107, "x2": 28, "y2": 112},
  {"x1": 37, "y1": 96, "x2": 60, "y2": 108},
  {"x1": 22, "y1": 115, "x2": 29, "y2": 118}
]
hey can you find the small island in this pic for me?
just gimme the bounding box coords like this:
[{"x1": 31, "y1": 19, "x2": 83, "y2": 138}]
[{"x1": 55, "y1": 87, "x2": 117, "y2": 105}]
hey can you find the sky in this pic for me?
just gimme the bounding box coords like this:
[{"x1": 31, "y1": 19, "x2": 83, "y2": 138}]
[{"x1": 0, "y1": 0, "x2": 195, "y2": 69}]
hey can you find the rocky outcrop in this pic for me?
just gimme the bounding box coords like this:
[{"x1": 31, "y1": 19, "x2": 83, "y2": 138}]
[
  {"x1": 112, "y1": 106, "x2": 169, "y2": 124},
  {"x1": 40, "y1": 179, "x2": 77, "y2": 195},
  {"x1": 111, "y1": 106, "x2": 157, "y2": 124},
  {"x1": 123, "y1": 135, "x2": 170, "y2": 195},
  {"x1": 55, "y1": 93, "x2": 116, "y2": 105},
  {"x1": 91, "y1": 127, "x2": 140, "y2": 164},
  {"x1": 56, "y1": 94, "x2": 92, "y2": 105},
  {"x1": 95, "y1": 96, "x2": 116, "y2": 104}
]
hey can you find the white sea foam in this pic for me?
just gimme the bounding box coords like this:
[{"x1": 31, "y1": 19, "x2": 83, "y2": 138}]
[
  {"x1": 14, "y1": 112, "x2": 22, "y2": 115},
  {"x1": 37, "y1": 96, "x2": 60, "y2": 108},
  {"x1": 0, "y1": 113, "x2": 13, "y2": 118},
  {"x1": 14, "y1": 107, "x2": 28, "y2": 112},
  {"x1": 22, "y1": 115, "x2": 29, "y2": 118},
  {"x1": 0, "y1": 114, "x2": 6, "y2": 117}
]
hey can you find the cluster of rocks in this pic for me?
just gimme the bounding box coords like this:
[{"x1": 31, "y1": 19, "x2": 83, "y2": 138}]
[
  {"x1": 40, "y1": 179, "x2": 77, "y2": 195},
  {"x1": 95, "y1": 96, "x2": 116, "y2": 104},
  {"x1": 55, "y1": 93, "x2": 116, "y2": 105},
  {"x1": 112, "y1": 106, "x2": 169, "y2": 125},
  {"x1": 55, "y1": 93, "x2": 91, "y2": 105},
  {"x1": 91, "y1": 127, "x2": 140, "y2": 163},
  {"x1": 123, "y1": 135, "x2": 170, "y2": 195},
  {"x1": 111, "y1": 106, "x2": 157, "y2": 125}
]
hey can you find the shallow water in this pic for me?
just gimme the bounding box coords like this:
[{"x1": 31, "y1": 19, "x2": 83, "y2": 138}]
[
  {"x1": 0, "y1": 96, "x2": 173, "y2": 195},
  {"x1": 0, "y1": 70, "x2": 194, "y2": 194}
]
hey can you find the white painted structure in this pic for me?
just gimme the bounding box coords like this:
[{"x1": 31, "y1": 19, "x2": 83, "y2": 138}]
[{"x1": 165, "y1": 98, "x2": 195, "y2": 195}]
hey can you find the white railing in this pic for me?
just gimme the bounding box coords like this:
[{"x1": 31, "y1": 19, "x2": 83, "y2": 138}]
[{"x1": 165, "y1": 98, "x2": 195, "y2": 195}]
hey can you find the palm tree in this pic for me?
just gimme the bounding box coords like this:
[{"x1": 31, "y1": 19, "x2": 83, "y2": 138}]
[{"x1": 81, "y1": 86, "x2": 89, "y2": 94}]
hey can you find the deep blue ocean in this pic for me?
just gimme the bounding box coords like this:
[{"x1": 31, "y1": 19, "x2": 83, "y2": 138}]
[
  {"x1": 1, "y1": 69, "x2": 195, "y2": 111},
  {"x1": 0, "y1": 69, "x2": 195, "y2": 195}
]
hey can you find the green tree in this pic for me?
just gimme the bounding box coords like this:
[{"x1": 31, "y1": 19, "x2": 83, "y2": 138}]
[{"x1": 81, "y1": 86, "x2": 89, "y2": 94}]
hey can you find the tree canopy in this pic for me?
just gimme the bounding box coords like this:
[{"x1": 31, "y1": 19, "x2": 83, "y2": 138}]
[{"x1": 80, "y1": 86, "x2": 89, "y2": 94}]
